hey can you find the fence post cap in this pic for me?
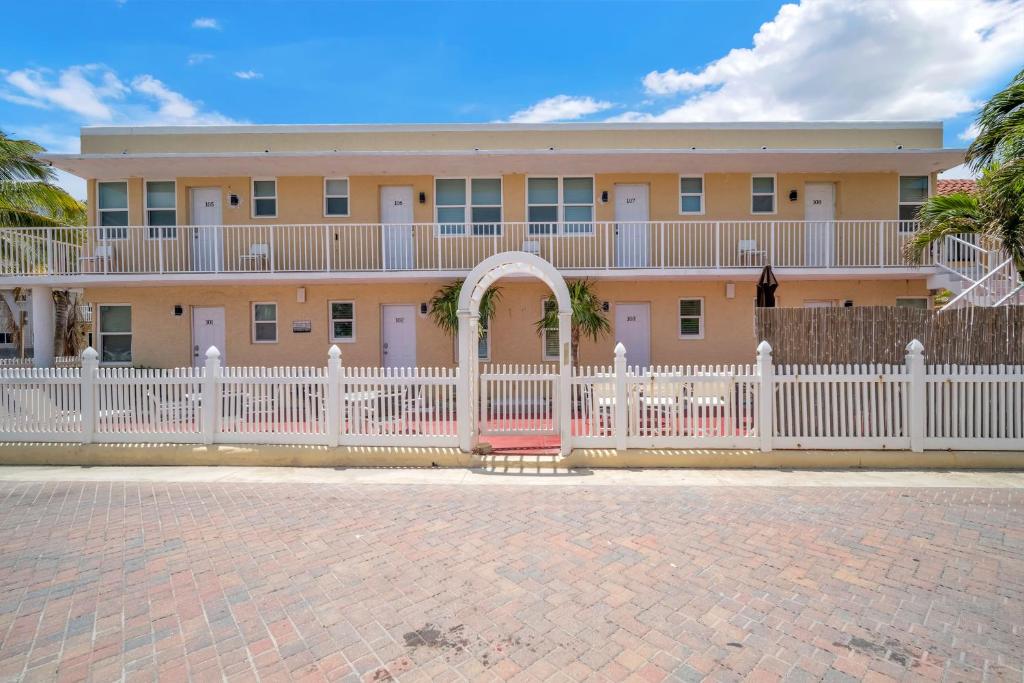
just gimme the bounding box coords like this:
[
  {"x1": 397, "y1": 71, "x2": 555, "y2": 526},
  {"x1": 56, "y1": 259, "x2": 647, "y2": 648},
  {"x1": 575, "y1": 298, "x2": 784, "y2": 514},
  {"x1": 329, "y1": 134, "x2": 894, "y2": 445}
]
[
  {"x1": 205, "y1": 346, "x2": 221, "y2": 359},
  {"x1": 614, "y1": 342, "x2": 626, "y2": 357},
  {"x1": 81, "y1": 347, "x2": 98, "y2": 360},
  {"x1": 905, "y1": 339, "x2": 924, "y2": 354},
  {"x1": 328, "y1": 344, "x2": 341, "y2": 359},
  {"x1": 756, "y1": 340, "x2": 773, "y2": 355}
]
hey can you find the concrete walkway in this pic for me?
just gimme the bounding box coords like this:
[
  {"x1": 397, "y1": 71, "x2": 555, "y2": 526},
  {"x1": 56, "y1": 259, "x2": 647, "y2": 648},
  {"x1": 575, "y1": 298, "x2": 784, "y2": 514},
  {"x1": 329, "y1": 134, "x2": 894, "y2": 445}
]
[{"x1": 1, "y1": 464, "x2": 1022, "y2": 487}]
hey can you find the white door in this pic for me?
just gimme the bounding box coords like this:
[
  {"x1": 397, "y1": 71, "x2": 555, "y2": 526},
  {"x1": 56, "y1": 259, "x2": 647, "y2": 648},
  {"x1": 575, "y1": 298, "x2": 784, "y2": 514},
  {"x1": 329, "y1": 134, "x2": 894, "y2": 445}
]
[
  {"x1": 615, "y1": 184, "x2": 650, "y2": 268},
  {"x1": 192, "y1": 306, "x2": 226, "y2": 367},
  {"x1": 615, "y1": 303, "x2": 651, "y2": 369},
  {"x1": 190, "y1": 188, "x2": 223, "y2": 272},
  {"x1": 805, "y1": 183, "x2": 835, "y2": 267},
  {"x1": 381, "y1": 186, "x2": 415, "y2": 270},
  {"x1": 381, "y1": 304, "x2": 416, "y2": 367}
]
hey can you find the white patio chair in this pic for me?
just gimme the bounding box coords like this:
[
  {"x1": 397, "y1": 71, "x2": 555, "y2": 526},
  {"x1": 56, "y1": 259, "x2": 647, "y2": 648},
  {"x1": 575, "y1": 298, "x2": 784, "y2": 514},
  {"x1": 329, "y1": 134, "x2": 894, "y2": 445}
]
[
  {"x1": 239, "y1": 243, "x2": 270, "y2": 271},
  {"x1": 521, "y1": 240, "x2": 541, "y2": 256},
  {"x1": 78, "y1": 245, "x2": 113, "y2": 273},
  {"x1": 737, "y1": 240, "x2": 766, "y2": 266}
]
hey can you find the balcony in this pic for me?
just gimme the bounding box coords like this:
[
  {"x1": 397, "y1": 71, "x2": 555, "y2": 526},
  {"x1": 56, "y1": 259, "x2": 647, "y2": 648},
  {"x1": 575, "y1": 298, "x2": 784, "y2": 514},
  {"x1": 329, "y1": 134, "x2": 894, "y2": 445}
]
[{"x1": 0, "y1": 220, "x2": 928, "y2": 282}]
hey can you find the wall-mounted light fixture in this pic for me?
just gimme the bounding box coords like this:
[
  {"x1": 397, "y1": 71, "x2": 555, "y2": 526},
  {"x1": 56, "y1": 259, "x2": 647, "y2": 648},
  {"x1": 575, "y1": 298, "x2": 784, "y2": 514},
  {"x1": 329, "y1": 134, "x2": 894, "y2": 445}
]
[
  {"x1": 419, "y1": 302, "x2": 429, "y2": 315},
  {"x1": 844, "y1": 300, "x2": 854, "y2": 308},
  {"x1": 229, "y1": 194, "x2": 240, "y2": 207},
  {"x1": 419, "y1": 191, "x2": 426, "y2": 204},
  {"x1": 789, "y1": 190, "x2": 798, "y2": 202},
  {"x1": 602, "y1": 301, "x2": 610, "y2": 312},
  {"x1": 173, "y1": 305, "x2": 183, "y2": 317},
  {"x1": 601, "y1": 190, "x2": 609, "y2": 204}
]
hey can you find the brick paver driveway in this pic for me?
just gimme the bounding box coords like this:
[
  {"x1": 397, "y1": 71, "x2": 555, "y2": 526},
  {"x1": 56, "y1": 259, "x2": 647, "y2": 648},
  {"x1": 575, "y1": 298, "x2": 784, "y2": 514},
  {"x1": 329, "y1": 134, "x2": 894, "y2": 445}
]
[{"x1": 0, "y1": 480, "x2": 1021, "y2": 682}]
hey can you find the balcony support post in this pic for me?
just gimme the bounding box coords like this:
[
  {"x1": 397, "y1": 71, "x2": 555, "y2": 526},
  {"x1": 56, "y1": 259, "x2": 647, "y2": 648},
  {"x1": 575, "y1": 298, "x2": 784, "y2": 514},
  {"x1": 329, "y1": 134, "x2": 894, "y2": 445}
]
[{"x1": 30, "y1": 285, "x2": 55, "y2": 368}]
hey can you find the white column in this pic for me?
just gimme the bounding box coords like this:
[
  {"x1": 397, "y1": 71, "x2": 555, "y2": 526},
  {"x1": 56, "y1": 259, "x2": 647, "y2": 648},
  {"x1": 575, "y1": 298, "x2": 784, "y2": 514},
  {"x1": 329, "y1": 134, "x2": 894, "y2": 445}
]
[
  {"x1": 905, "y1": 339, "x2": 926, "y2": 453},
  {"x1": 202, "y1": 346, "x2": 221, "y2": 445},
  {"x1": 31, "y1": 286, "x2": 55, "y2": 367},
  {"x1": 558, "y1": 311, "x2": 572, "y2": 456},
  {"x1": 456, "y1": 310, "x2": 475, "y2": 453},
  {"x1": 756, "y1": 341, "x2": 774, "y2": 453},
  {"x1": 613, "y1": 342, "x2": 627, "y2": 452},
  {"x1": 327, "y1": 345, "x2": 342, "y2": 447},
  {"x1": 80, "y1": 346, "x2": 98, "y2": 444}
]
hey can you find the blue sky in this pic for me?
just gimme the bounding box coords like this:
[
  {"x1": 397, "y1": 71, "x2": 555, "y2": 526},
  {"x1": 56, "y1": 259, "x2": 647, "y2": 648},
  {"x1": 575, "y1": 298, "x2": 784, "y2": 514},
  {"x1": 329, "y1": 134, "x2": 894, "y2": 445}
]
[{"x1": 2, "y1": 0, "x2": 1022, "y2": 197}]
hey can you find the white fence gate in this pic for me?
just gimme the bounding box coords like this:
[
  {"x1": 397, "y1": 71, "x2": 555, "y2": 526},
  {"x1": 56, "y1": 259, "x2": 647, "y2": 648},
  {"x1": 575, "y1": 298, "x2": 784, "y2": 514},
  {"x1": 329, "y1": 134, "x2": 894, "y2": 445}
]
[{"x1": 1, "y1": 341, "x2": 1022, "y2": 454}]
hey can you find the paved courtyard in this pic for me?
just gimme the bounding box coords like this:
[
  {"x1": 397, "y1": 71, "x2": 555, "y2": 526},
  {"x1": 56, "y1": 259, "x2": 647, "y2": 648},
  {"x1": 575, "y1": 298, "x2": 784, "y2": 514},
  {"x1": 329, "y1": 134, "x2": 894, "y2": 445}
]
[{"x1": 0, "y1": 471, "x2": 1022, "y2": 682}]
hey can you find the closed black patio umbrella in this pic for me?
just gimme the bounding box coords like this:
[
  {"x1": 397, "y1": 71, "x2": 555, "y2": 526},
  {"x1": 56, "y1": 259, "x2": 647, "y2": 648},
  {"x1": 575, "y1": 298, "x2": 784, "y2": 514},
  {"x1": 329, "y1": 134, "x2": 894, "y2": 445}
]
[{"x1": 756, "y1": 265, "x2": 778, "y2": 307}]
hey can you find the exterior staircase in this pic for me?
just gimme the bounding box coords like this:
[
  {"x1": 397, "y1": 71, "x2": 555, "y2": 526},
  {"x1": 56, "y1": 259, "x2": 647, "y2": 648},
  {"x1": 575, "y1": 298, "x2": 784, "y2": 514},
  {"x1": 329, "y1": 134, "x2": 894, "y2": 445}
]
[{"x1": 929, "y1": 235, "x2": 1024, "y2": 310}]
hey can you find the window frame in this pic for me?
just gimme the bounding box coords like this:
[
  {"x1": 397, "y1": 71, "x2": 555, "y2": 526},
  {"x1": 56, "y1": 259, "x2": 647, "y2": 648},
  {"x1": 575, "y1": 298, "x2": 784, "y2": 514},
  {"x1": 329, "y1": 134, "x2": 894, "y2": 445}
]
[
  {"x1": 541, "y1": 298, "x2": 559, "y2": 361},
  {"x1": 898, "y1": 175, "x2": 930, "y2": 230},
  {"x1": 526, "y1": 175, "x2": 596, "y2": 236},
  {"x1": 434, "y1": 177, "x2": 503, "y2": 237},
  {"x1": 96, "y1": 180, "x2": 130, "y2": 240},
  {"x1": 678, "y1": 297, "x2": 705, "y2": 340},
  {"x1": 144, "y1": 179, "x2": 177, "y2": 239},
  {"x1": 97, "y1": 303, "x2": 133, "y2": 365},
  {"x1": 679, "y1": 174, "x2": 705, "y2": 216},
  {"x1": 895, "y1": 296, "x2": 930, "y2": 310},
  {"x1": 251, "y1": 177, "x2": 278, "y2": 219},
  {"x1": 323, "y1": 177, "x2": 350, "y2": 218},
  {"x1": 328, "y1": 300, "x2": 356, "y2": 343},
  {"x1": 251, "y1": 301, "x2": 278, "y2": 344},
  {"x1": 750, "y1": 174, "x2": 777, "y2": 215}
]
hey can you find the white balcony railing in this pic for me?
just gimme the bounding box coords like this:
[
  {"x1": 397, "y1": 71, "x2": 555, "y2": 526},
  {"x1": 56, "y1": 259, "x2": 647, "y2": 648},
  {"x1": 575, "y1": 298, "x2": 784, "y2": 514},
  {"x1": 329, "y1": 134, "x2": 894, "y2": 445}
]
[{"x1": 1, "y1": 220, "x2": 925, "y2": 278}]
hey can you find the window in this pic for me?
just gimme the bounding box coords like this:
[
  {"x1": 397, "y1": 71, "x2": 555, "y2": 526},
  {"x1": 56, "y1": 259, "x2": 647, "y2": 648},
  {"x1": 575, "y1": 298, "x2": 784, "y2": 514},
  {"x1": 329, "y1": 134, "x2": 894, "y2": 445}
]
[
  {"x1": 252, "y1": 179, "x2": 277, "y2": 218},
  {"x1": 678, "y1": 298, "x2": 704, "y2": 339},
  {"x1": 329, "y1": 301, "x2": 355, "y2": 342},
  {"x1": 527, "y1": 177, "x2": 594, "y2": 235},
  {"x1": 98, "y1": 304, "x2": 132, "y2": 363},
  {"x1": 542, "y1": 299, "x2": 559, "y2": 360},
  {"x1": 899, "y1": 176, "x2": 929, "y2": 226},
  {"x1": 324, "y1": 178, "x2": 349, "y2": 217},
  {"x1": 896, "y1": 296, "x2": 930, "y2": 310},
  {"x1": 252, "y1": 302, "x2": 277, "y2": 343},
  {"x1": 0, "y1": 332, "x2": 12, "y2": 345},
  {"x1": 97, "y1": 181, "x2": 129, "y2": 240},
  {"x1": 751, "y1": 175, "x2": 775, "y2": 214},
  {"x1": 435, "y1": 178, "x2": 502, "y2": 236},
  {"x1": 680, "y1": 176, "x2": 704, "y2": 215},
  {"x1": 145, "y1": 181, "x2": 176, "y2": 238},
  {"x1": 478, "y1": 317, "x2": 490, "y2": 360}
]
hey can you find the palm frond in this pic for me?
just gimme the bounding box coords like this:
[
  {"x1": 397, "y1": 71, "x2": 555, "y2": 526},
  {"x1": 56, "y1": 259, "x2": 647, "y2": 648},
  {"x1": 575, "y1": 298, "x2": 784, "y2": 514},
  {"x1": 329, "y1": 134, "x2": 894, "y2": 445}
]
[
  {"x1": 0, "y1": 180, "x2": 87, "y2": 228},
  {"x1": 967, "y1": 67, "x2": 1024, "y2": 170},
  {"x1": 0, "y1": 131, "x2": 53, "y2": 183},
  {"x1": 901, "y1": 192, "x2": 984, "y2": 265},
  {"x1": 428, "y1": 280, "x2": 502, "y2": 338}
]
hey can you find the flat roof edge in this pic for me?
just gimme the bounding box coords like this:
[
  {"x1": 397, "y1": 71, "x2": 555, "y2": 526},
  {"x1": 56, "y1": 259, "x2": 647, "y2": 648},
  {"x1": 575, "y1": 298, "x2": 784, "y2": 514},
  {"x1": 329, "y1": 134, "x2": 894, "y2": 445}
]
[{"x1": 79, "y1": 121, "x2": 945, "y2": 136}]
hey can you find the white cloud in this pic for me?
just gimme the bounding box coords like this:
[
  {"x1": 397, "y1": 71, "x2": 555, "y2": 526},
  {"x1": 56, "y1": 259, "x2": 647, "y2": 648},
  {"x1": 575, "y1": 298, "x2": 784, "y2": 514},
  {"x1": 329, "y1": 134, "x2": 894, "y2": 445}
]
[
  {"x1": 1, "y1": 64, "x2": 237, "y2": 126},
  {"x1": 191, "y1": 17, "x2": 220, "y2": 30},
  {"x1": 506, "y1": 95, "x2": 613, "y2": 123},
  {"x1": 187, "y1": 53, "x2": 213, "y2": 66},
  {"x1": 630, "y1": 0, "x2": 1024, "y2": 122},
  {"x1": 958, "y1": 122, "x2": 981, "y2": 141},
  {"x1": 234, "y1": 70, "x2": 263, "y2": 80}
]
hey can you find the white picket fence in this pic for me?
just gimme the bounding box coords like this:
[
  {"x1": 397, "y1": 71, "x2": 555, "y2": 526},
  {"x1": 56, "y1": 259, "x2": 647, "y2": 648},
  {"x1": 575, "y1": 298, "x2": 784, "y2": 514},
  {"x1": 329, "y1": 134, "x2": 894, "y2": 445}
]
[{"x1": 0, "y1": 341, "x2": 1022, "y2": 453}]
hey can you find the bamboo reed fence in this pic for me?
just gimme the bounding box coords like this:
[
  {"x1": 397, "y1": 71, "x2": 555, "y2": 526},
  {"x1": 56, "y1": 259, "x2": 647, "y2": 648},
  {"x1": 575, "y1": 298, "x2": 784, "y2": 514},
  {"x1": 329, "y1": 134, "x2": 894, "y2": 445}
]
[{"x1": 754, "y1": 305, "x2": 1024, "y2": 365}]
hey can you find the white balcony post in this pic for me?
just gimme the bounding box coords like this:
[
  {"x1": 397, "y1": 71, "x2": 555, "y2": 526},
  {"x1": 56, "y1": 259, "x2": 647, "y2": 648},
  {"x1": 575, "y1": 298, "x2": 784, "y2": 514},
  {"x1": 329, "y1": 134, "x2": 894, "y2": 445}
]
[
  {"x1": 46, "y1": 228, "x2": 55, "y2": 274},
  {"x1": 614, "y1": 342, "x2": 627, "y2": 452},
  {"x1": 327, "y1": 344, "x2": 341, "y2": 447},
  {"x1": 878, "y1": 221, "x2": 886, "y2": 267},
  {"x1": 202, "y1": 346, "x2": 221, "y2": 445},
  {"x1": 80, "y1": 346, "x2": 98, "y2": 444},
  {"x1": 325, "y1": 224, "x2": 332, "y2": 272},
  {"x1": 30, "y1": 286, "x2": 55, "y2": 368},
  {"x1": 756, "y1": 341, "x2": 774, "y2": 453},
  {"x1": 269, "y1": 225, "x2": 276, "y2": 273},
  {"x1": 905, "y1": 339, "x2": 925, "y2": 452},
  {"x1": 714, "y1": 222, "x2": 721, "y2": 269}
]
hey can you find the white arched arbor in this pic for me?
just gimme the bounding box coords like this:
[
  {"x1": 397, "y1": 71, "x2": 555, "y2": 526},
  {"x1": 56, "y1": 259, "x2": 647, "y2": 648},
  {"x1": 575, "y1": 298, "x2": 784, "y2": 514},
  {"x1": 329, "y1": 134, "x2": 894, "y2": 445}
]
[{"x1": 456, "y1": 251, "x2": 573, "y2": 455}]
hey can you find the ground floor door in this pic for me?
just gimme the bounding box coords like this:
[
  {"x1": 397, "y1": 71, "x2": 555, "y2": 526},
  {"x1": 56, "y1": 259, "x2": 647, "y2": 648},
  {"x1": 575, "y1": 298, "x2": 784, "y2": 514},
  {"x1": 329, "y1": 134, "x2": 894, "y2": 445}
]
[
  {"x1": 615, "y1": 184, "x2": 650, "y2": 268},
  {"x1": 380, "y1": 186, "x2": 415, "y2": 270},
  {"x1": 615, "y1": 302, "x2": 651, "y2": 369},
  {"x1": 381, "y1": 304, "x2": 417, "y2": 367},
  {"x1": 805, "y1": 182, "x2": 835, "y2": 267},
  {"x1": 190, "y1": 188, "x2": 223, "y2": 272},
  {"x1": 192, "y1": 306, "x2": 226, "y2": 366}
]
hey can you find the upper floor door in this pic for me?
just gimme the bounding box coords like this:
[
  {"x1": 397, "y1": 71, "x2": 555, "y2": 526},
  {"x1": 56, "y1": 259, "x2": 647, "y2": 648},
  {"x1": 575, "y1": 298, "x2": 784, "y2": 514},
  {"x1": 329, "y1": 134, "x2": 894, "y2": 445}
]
[
  {"x1": 805, "y1": 182, "x2": 835, "y2": 267},
  {"x1": 190, "y1": 188, "x2": 223, "y2": 272},
  {"x1": 380, "y1": 186, "x2": 414, "y2": 270},
  {"x1": 615, "y1": 184, "x2": 650, "y2": 268}
]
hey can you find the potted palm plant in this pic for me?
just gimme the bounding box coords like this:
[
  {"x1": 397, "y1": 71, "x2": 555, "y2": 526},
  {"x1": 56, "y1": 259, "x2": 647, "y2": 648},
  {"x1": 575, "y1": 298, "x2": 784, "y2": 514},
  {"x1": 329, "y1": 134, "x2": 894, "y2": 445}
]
[{"x1": 535, "y1": 279, "x2": 610, "y2": 367}]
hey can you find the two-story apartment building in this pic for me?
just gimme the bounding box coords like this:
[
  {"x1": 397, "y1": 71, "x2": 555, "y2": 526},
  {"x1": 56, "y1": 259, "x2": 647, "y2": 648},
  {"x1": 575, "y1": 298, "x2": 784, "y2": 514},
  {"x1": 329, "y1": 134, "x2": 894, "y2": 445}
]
[{"x1": 6, "y1": 122, "x2": 963, "y2": 368}]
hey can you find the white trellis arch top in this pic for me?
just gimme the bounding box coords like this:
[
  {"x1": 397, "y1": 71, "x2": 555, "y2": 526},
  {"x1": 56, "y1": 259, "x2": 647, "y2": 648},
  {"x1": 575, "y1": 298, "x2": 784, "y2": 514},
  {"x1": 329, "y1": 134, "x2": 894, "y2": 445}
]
[
  {"x1": 456, "y1": 251, "x2": 573, "y2": 455},
  {"x1": 457, "y1": 251, "x2": 571, "y2": 316}
]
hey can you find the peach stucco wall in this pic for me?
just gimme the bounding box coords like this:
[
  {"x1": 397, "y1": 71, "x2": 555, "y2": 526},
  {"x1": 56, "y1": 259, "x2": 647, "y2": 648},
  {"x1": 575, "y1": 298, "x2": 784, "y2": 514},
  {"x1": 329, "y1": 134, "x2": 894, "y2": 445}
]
[{"x1": 84, "y1": 278, "x2": 930, "y2": 369}]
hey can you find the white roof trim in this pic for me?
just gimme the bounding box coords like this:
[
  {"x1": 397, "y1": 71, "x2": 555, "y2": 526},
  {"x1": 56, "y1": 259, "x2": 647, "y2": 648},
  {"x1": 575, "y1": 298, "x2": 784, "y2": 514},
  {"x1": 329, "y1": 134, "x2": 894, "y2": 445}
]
[{"x1": 79, "y1": 121, "x2": 944, "y2": 136}]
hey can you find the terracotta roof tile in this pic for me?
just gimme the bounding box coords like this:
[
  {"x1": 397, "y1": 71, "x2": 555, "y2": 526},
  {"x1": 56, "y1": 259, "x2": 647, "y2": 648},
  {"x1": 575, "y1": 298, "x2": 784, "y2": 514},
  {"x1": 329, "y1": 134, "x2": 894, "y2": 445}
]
[{"x1": 936, "y1": 179, "x2": 977, "y2": 195}]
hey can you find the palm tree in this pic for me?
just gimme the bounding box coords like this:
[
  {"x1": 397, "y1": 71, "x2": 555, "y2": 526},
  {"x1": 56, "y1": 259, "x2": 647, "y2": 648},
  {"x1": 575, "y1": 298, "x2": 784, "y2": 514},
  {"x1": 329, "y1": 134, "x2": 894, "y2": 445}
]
[
  {"x1": 428, "y1": 280, "x2": 502, "y2": 349},
  {"x1": 536, "y1": 279, "x2": 610, "y2": 367},
  {"x1": 903, "y1": 69, "x2": 1024, "y2": 277},
  {"x1": 1, "y1": 130, "x2": 88, "y2": 360}
]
